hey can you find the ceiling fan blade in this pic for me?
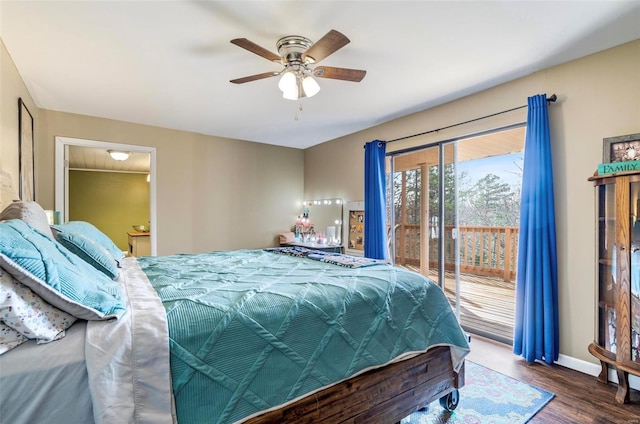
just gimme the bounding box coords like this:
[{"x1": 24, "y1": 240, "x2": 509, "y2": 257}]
[
  {"x1": 313, "y1": 66, "x2": 366, "y2": 82},
  {"x1": 230, "y1": 38, "x2": 281, "y2": 62},
  {"x1": 302, "y1": 30, "x2": 350, "y2": 63},
  {"x1": 230, "y1": 71, "x2": 279, "y2": 84}
]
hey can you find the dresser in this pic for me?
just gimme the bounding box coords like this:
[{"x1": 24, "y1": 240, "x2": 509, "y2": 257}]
[{"x1": 127, "y1": 231, "x2": 150, "y2": 257}]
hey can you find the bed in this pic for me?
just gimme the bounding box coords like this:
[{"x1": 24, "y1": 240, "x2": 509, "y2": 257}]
[{"x1": 0, "y1": 202, "x2": 470, "y2": 424}]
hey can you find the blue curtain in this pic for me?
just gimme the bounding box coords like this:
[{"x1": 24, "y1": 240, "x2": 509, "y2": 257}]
[
  {"x1": 364, "y1": 140, "x2": 388, "y2": 259},
  {"x1": 513, "y1": 94, "x2": 559, "y2": 364}
]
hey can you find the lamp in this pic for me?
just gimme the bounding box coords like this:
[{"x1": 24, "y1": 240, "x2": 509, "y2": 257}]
[
  {"x1": 278, "y1": 66, "x2": 320, "y2": 100},
  {"x1": 108, "y1": 150, "x2": 130, "y2": 161}
]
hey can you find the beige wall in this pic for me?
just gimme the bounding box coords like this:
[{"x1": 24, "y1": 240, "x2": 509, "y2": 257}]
[
  {"x1": 304, "y1": 39, "x2": 640, "y2": 364},
  {"x1": 37, "y1": 110, "x2": 304, "y2": 255},
  {"x1": 0, "y1": 40, "x2": 38, "y2": 205}
]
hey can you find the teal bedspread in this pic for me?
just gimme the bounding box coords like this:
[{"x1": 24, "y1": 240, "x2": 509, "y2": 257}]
[{"x1": 139, "y1": 249, "x2": 469, "y2": 424}]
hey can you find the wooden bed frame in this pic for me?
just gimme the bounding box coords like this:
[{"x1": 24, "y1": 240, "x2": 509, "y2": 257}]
[{"x1": 244, "y1": 345, "x2": 464, "y2": 424}]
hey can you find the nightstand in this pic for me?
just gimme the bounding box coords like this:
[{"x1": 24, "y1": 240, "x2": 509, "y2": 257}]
[{"x1": 127, "y1": 231, "x2": 150, "y2": 257}]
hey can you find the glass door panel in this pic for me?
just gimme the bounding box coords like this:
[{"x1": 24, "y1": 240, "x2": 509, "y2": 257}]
[
  {"x1": 630, "y1": 181, "x2": 640, "y2": 362},
  {"x1": 597, "y1": 182, "x2": 616, "y2": 353},
  {"x1": 453, "y1": 133, "x2": 523, "y2": 342},
  {"x1": 390, "y1": 146, "x2": 442, "y2": 293},
  {"x1": 388, "y1": 143, "x2": 460, "y2": 318}
]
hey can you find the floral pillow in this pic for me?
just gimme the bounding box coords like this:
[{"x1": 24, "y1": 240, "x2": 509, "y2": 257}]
[
  {"x1": 0, "y1": 322, "x2": 27, "y2": 354},
  {"x1": 0, "y1": 267, "x2": 77, "y2": 346}
]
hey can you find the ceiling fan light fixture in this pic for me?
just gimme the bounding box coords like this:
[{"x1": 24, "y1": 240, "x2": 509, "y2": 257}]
[
  {"x1": 278, "y1": 70, "x2": 296, "y2": 93},
  {"x1": 108, "y1": 150, "x2": 130, "y2": 161},
  {"x1": 282, "y1": 88, "x2": 299, "y2": 100},
  {"x1": 280, "y1": 74, "x2": 299, "y2": 100},
  {"x1": 279, "y1": 69, "x2": 320, "y2": 100},
  {"x1": 302, "y1": 75, "x2": 320, "y2": 98}
]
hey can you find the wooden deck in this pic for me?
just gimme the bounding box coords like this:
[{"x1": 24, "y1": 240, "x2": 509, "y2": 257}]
[{"x1": 400, "y1": 265, "x2": 515, "y2": 342}]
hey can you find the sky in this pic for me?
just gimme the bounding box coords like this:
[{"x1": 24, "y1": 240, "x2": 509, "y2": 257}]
[{"x1": 457, "y1": 152, "x2": 524, "y2": 187}]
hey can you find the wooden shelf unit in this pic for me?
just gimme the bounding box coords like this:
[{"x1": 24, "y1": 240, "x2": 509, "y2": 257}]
[{"x1": 589, "y1": 171, "x2": 640, "y2": 404}]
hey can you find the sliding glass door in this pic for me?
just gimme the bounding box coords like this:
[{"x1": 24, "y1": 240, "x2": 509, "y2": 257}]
[
  {"x1": 388, "y1": 143, "x2": 460, "y2": 315},
  {"x1": 388, "y1": 125, "x2": 525, "y2": 343}
]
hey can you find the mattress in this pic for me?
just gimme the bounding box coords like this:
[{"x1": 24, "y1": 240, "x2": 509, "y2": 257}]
[
  {"x1": 139, "y1": 249, "x2": 470, "y2": 424},
  {"x1": 0, "y1": 321, "x2": 93, "y2": 423}
]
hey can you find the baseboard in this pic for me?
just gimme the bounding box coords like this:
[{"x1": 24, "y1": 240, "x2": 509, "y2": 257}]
[{"x1": 557, "y1": 353, "x2": 640, "y2": 390}]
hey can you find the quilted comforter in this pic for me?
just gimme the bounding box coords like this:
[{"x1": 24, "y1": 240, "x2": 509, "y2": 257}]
[{"x1": 139, "y1": 249, "x2": 469, "y2": 424}]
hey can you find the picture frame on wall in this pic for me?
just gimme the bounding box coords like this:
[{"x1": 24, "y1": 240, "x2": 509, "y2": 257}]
[
  {"x1": 603, "y1": 133, "x2": 640, "y2": 164},
  {"x1": 18, "y1": 97, "x2": 35, "y2": 201}
]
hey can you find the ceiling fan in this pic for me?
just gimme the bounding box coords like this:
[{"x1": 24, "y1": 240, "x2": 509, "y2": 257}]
[{"x1": 230, "y1": 29, "x2": 366, "y2": 100}]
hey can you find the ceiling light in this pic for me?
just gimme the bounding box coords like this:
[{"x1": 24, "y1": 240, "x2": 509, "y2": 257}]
[
  {"x1": 278, "y1": 68, "x2": 320, "y2": 100},
  {"x1": 108, "y1": 150, "x2": 130, "y2": 161},
  {"x1": 302, "y1": 76, "x2": 320, "y2": 97},
  {"x1": 280, "y1": 73, "x2": 299, "y2": 100},
  {"x1": 278, "y1": 71, "x2": 296, "y2": 93}
]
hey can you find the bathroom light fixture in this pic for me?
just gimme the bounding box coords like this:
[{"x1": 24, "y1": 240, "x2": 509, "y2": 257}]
[{"x1": 108, "y1": 150, "x2": 130, "y2": 161}]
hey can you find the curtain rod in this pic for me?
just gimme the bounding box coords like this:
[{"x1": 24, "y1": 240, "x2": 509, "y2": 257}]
[{"x1": 375, "y1": 94, "x2": 557, "y2": 146}]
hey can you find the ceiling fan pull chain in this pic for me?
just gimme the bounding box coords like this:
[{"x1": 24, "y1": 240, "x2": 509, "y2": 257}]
[{"x1": 294, "y1": 103, "x2": 303, "y2": 121}]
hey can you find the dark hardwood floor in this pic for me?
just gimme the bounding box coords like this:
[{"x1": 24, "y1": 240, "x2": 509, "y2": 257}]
[{"x1": 467, "y1": 334, "x2": 640, "y2": 423}]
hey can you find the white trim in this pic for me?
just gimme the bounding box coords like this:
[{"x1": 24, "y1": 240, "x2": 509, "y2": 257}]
[
  {"x1": 557, "y1": 353, "x2": 601, "y2": 376},
  {"x1": 69, "y1": 168, "x2": 149, "y2": 175},
  {"x1": 557, "y1": 353, "x2": 640, "y2": 390},
  {"x1": 54, "y1": 136, "x2": 157, "y2": 256}
]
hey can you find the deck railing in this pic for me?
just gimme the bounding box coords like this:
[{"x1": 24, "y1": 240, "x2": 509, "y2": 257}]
[{"x1": 391, "y1": 224, "x2": 518, "y2": 282}]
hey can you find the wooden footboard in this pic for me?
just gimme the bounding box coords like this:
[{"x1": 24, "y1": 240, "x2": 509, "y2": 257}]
[{"x1": 243, "y1": 345, "x2": 464, "y2": 424}]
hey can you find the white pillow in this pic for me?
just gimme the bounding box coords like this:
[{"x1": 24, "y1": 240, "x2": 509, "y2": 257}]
[
  {"x1": 0, "y1": 201, "x2": 54, "y2": 238},
  {"x1": 0, "y1": 322, "x2": 27, "y2": 354},
  {"x1": 0, "y1": 268, "x2": 77, "y2": 344}
]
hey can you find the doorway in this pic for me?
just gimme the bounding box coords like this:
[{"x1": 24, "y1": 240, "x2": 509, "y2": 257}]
[
  {"x1": 387, "y1": 125, "x2": 525, "y2": 344},
  {"x1": 54, "y1": 136, "x2": 157, "y2": 255}
]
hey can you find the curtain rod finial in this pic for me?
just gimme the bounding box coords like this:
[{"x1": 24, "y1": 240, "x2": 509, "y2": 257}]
[{"x1": 548, "y1": 94, "x2": 557, "y2": 102}]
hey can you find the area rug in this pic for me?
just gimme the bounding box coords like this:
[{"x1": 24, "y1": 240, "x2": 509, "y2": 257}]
[{"x1": 401, "y1": 361, "x2": 554, "y2": 424}]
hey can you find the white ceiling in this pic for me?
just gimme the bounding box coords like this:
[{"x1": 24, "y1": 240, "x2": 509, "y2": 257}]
[
  {"x1": 2, "y1": 1, "x2": 639, "y2": 150},
  {"x1": 68, "y1": 145, "x2": 150, "y2": 173}
]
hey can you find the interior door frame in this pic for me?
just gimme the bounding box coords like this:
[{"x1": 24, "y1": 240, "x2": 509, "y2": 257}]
[{"x1": 54, "y1": 136, "x2": 157, "y2": 255}]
